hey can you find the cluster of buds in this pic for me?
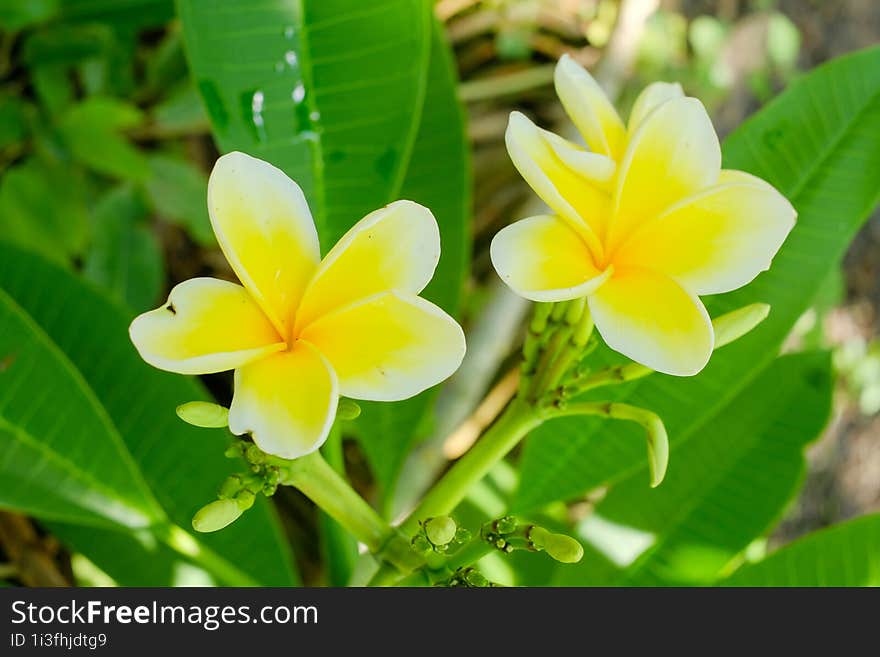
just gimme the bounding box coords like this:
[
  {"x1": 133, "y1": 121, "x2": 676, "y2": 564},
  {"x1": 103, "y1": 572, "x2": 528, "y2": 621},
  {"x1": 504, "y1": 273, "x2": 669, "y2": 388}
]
[
  {"x1": 440, "y1": 567, "x2": 495, "y2": 588},
  {"x1": 481, "y1": 516, "x2": 583, "y2": 564},
  {"x1": 177, "y1": 399, "x2": 363, "y2": 533},
  {"x1": 411, "y1": 516, "x2": 471, "y2": 555}
]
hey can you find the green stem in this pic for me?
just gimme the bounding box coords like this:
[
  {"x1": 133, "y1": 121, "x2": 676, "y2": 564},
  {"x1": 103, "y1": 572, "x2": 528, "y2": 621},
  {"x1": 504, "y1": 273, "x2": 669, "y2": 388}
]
[
  {"x1": 547, "y1": 401, "x2": 669, "y2": 487},
  {"x1": 401, "y1": 398, "x2": 542, "y2": 535},
  {"x1": 281, "y1": 451, "x2": 389, "y2": 550},
  {"x1": 281, "y1": 451, "x2": 422, "y2": 575}
]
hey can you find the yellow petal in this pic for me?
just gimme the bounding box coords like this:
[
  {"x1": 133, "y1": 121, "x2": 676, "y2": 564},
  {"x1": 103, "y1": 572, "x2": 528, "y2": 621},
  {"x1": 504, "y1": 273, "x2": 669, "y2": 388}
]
[
  {"x1": 490, "y1": 215, "x2": 611, "y2": 302},
  {"x1": 129, "y1": 278, "x2": 285, "y2": 375},
  {"x1": 505, "y1": 111, "x2": 611, "y2": 255},
  {"x1": 229, "y1": 342, "x2": 337, "y2": 459},
  {"x1": 208, "y1": 151, "x2": 320, "y2": 338},
  {"x1": 300, "y1": 291, "x2": 465, "y2": 402},
  {"x1": 554, "y1": 54, "x2": 626, "y2": 159},
  {"x1": 608, "y1": 97, "x2": 721, "y2": 252},
  {"x1": 614, "y1": 181, "x2": 796, "y2": 295},
  {"x1": 627, "y1": 81, "x2": 684, "y2": 134},
  {"x1": 294, "y1": 201, "x2": 440, "y2": 330},
  {"x1": 588, "y1": 269, "x2": 714, "y2": 376}
]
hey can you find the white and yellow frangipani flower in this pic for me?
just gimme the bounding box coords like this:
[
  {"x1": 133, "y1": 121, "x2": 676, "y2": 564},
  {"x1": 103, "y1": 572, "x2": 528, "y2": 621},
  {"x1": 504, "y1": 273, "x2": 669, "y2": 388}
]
[
  {"x1": 130, "y1": 152, "x2": 466, "y2": 459},
  {"x1": 491, "y1": 55, "x2": 796, "y2": 376}
]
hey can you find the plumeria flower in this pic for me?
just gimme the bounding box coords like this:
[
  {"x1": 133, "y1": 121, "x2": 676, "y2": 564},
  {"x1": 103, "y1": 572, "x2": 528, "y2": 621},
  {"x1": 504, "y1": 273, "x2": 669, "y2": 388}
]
[
  {"x1": 491, "y1": 55, "x2": 796, "y2": 376},
  {"x1": 130, "y1": 152, "x2": 465, "y2": 459}
]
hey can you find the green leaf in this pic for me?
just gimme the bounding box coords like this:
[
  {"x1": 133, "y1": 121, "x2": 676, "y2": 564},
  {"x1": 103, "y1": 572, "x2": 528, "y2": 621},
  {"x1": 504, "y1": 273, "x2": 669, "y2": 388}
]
[
  {"x1": 178, "y1": 0, "x2": 431, "y2": 244},
  {"x1": 514, "y1": 45, "x2": 880, "y2": 511},
  {"x1": 143, "y1": 153, "x2": 213, "y2": 245},
  {"x1": 58, "y1": 0, "x2": 174, "y2": 29},
  {"x1": 354, "y1": 20, "x2": 471, "y2": 501},
  {"x1": 150, "y1": 83, "x2": 209, "y2": 136},
  {"x1": 58, "y1": 97, "x2": 149, "y2": 181},
  {"x1": 0, "y1": 289, "x2": 163, "y2": 530},
  {"x1": 0, "y1": 243, "x2": 299, "y2": 585},
  {"x1": 0, "y1": 157, "x2": 90, "y2": 262},
  {"x1": 84, "y1": 186, "x2": 164, "y2": 312},
  {"x1": 178, "y1": 2, "x2": 471, "y2": 497},
  {"x1": 553, "y1": 352, "x2": 833, "y2": 586},
  {"x1": 23, "y1": 24, "x2": 114, "y2": 67},
  {"x1": 720, "y1": 514, "x2": 880, "y2": 586},
  {"x1": 0, "y1": 0, "x2": 58, "y2": 31},
  {"x1": 0, "y1": 96, "x2": 29, "y2": 149}
]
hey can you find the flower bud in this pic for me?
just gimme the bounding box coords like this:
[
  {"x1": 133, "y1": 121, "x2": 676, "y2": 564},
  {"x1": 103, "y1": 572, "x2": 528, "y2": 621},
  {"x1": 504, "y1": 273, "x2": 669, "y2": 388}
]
[
  {"x1": 453, "y1": 527, "x2": 472, "y2": 544},
  {"x1": 411, "y1": 534, "x2": 433, "y2": 554},
  {"x1": 224, "y1": 443, "x2": 244, "y2": 459},
  {"x1": 192, "y1": 499, "x2": 243, "y2": 533},
  {"x1": 495, "y1": 515, "x2": 518, "y2": 535},
  {"x1": 245, "y1": 444, "x2": 266, "y2": 464},
  {"x1": 218, "y1": 474, "x2": 243, "y2": 498},
  {"x1": 712, "y1": 303, "x2": 771, "y2": 350},
  {"x1": 424, "y1": 516, "x2": 457, "y2": 546},
  {"x1": 464, "y1": 569, "x2": 489, "y2": 587},
  {"x1": 543, "y1": 532, "x2": 584, "y2": 564},
  {"x1": 176, "y1": 401, "x2": 229, "y2": 428},
  {"x1": 336, "y1": 398, "x2": 362, "y2": 420},
  {"x1": 235, "y1": 489, "x2": 256, "y2": 510}
]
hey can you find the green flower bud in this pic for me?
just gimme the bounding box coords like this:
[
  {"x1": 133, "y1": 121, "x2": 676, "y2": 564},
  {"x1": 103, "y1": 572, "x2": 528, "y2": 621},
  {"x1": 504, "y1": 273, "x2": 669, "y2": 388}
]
[
  {"x1": 453, "y1": 527, "x2": 472, "y2": 544},
  {"x1": 424, "y1": 516, "x2": 457, "y2": 546},
  {"x1": 218, "y1": 474, "x2": 243, "y2": 498},
  {"x1": 411, "y1": 534, "x2": 433, "y2": 554},
  {"x1": 245, "y1": 444, "x2": 265, "y2": 464},
  {"x1": 464, "y1": 569, "x2": 489, "y2": 587},
  {"x1": 712, "y1": 303, "x2": 771, "y2": 350},
  {"x1": 336, "y1": 398, "x2": 361, "y2": 420},
  {"x1": 235, "y1": 489, "x2": 256, "y2": 510},
  {"x1": 176, "y1": 401, "x2": 229, "y2": 428},
  {"x1": 543, "y1": 532, "x2": 584, "y2": 564},
  {"x1": 494, "y1": 515, "x2": 518, "y2": 534},
  {"x1": 192, "y1": 499, "x2": 243, "y2": 533},
  {"x1": 224, "y1": 443, "x2": 245, "y2": 459}
]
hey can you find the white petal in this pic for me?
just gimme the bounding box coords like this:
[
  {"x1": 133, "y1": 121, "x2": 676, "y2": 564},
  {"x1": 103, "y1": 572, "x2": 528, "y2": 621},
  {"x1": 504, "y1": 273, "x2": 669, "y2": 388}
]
[{"x1": 229, "y1": 342, "x2": 338, "y2": 459}]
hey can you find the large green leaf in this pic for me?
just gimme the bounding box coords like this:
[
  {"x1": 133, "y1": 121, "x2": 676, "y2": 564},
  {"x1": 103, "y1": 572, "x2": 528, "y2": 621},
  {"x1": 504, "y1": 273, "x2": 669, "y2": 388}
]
[
  {"x1": 0, "y1": 243, "x2": 298, "y2": 585},
  {"x1": 514, "y1": 45, "x2": 880, "y2": 511},
  {"x1": 720, "y1": 514, "x2": 880, "y2": 586},
  {"x1": 177, "y1": 0, "x2": 430, "y2": 245},
  {"x1": 553, "y1": 352, "x2": 832, "y2": 586},
  {"x1": 0, "y1": 291, "x2": 161, "y2": 530},
  {"x1": 178, "y1": 1, "x2": 470, "y2": 496},
  {"x1": 355, "y1": 21, "x2": 471, "y2": 500}
]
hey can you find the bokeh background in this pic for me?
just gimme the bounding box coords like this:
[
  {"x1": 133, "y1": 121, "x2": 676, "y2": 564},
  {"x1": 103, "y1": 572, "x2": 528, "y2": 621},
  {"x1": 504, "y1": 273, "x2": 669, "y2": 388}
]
[{"x1": 0, "y1": 0, "x2": 877, "y2": 584}]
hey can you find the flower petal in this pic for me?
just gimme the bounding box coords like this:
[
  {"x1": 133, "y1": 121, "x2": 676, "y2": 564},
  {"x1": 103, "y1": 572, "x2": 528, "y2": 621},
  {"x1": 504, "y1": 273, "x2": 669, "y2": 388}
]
[
  {"x1": 300, "y1": 291, "x2": 465, "y2": 402},
  {"x1": 490, "y1": 215, "x2": 611, "y2": 302},
  {"x1": 506, "y1": 111, "x2": 611, "y2": 255},
  {"x1": 554, "y1": 54, "x2": 626, "y2": 159},
  {"x1": 588, "y1": 269, "x2": 714, "y2": 376},
  {"x1": 627, "y1": 81, "x2": 684, "y2": 134},
  {"x1": 129, "y1": 278, "x2": 285, "y2": 375},
  {"x1": 294, "y1": 201, "x2": 440, "y2": 330},
  {"x1": 229, "y1": 342, "x2": 338, "y2": 459},
  {"x1": 208, "y1": 151, "x2": 320, "y2": 337},
  {"x1": 609, "y1": 97, "x2": 721, "y2": 251},
  {"x1": 614, "y1": 181, "x2": 796, "y2": 295}
]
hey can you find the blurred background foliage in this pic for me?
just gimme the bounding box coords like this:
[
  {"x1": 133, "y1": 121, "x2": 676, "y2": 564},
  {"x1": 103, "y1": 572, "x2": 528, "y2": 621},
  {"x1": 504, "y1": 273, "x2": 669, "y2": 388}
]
[{"x1": 0, "y1": 0, "x2": 878, "y2": 586}]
